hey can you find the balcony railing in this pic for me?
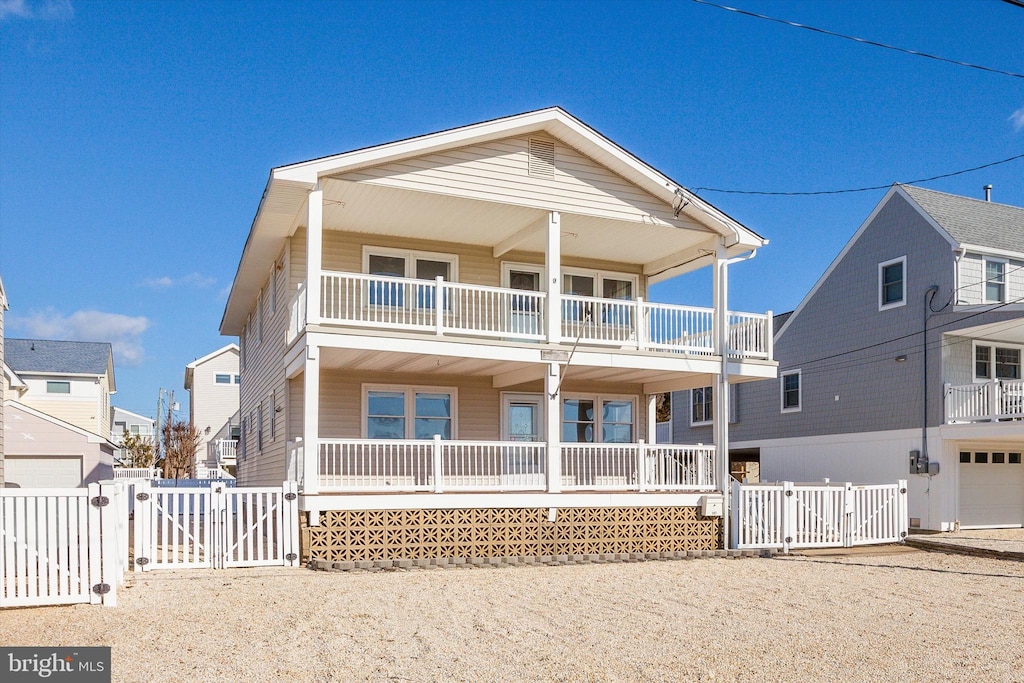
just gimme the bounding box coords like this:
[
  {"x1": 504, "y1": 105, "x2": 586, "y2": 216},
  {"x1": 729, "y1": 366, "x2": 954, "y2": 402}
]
[
  {"x1": 945, "y1": 380, "x2": 1024, "y2": 423},
  {"x1": 211, "y1": 439, "x2": 238, "y2": 465},
  {"x1": 289, "y1": 437, "x2": 717, "y2": 493},
  {"x1": 286, "y1": 271, "x2": 773, "y2": 359}
]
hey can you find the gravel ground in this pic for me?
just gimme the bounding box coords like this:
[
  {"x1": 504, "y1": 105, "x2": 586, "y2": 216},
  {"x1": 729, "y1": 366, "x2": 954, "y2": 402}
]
[{"x1": 3, "y1": 549, "x2": 1023, "y2": 682}]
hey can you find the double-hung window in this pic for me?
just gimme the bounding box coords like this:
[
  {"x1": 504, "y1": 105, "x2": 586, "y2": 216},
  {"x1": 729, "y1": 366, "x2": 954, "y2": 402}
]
[
  {"x1": 975, "y1": 343, "x2": 1022, "y2": 381},
  {"x1": 878, "y1": 256, "x2": 906, "y2": 310},
  {"x1": 781, "y1": 370, "x2": 801, "y2": 413},
  {"x1": 691, "y1": 386, "x2": 713, "y2": 425},
  {"x1": 984, "y1": 258, "x2": 1006, "y2": 303},
  {"x1": 562, "y1": 396, "x2": 634, "y2": 443},
  {"x1": 364, "y1": 247, "x2": 457, "y2": 310},
  {"x1": 365, "y1": 386, "x2": 455, "y2": 439}
]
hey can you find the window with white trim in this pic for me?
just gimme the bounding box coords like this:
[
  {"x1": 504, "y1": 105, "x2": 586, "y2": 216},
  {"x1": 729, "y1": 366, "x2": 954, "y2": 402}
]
[
  {"x1": 215, "y1": 374, "x2": 231, "y2": 384},
  {"x1": 781, "y1": 370, "x2": 801, "y2": 413},
  {"x1": 364, "y1": 385, "x2": 455, "y2": 439},
  {"x1": 46, "y1": 381, "x2": 71, "y2": 394},
  {"x1": 561, "y1": 268, "x2": 637, "y2": 324},
  {"x1": 691, "y1": 386, "x2": 713, "y2": 426},
  {"x1": 974, "y1": 342, "x2": 1022, "y2": 381},
  {"x1": 270, "y1": 390, "x2": 277, "y2": 441},
  {"x1": 984, "y1": 257, "x2": 1006, "y2": 303},
  {"x1": 257, "y1": 288, "x2": 264, "y2": 343},
  {"x1": 270, "y1": 262, "x2": 279, "y2": 314},
  {"x1": 363, "y1": 247, "x2": 457, "y2": 310},
  {"x1": 878, "y1": 256, "x2": 906, "y2": 310},
  {"x1": 561, "y1": 395, "x2": 635, "y2": 443},
  {"x1": 257, "y1": 402, "x2": 264, "y2": 452}
]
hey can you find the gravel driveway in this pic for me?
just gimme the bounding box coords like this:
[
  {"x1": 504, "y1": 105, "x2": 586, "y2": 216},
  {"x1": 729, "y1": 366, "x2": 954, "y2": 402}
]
[{"x1": 3, "y1": 548, "x2": 1022, "y2": 682}]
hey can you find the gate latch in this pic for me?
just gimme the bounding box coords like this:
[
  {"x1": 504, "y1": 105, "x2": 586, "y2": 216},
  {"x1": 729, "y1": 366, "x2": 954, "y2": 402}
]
[
  {"x1": 136, "y1": 492, "x2": 150, "y2": 502},
  {"x1": 92, "y1": 583, "x2": 111, "y2": 595},
  {"x1": 135, "y1": 557, "x2": 150, "y2": 566},
  {"x1": 91, "y1": 496, "x2": 110, "y2": 507}
]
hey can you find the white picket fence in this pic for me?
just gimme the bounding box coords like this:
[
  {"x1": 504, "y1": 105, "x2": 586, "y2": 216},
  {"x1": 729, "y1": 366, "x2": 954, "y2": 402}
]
[
  {"x1": 0, "y1": 483, "x2": 128, "y2": 608},
  {"x1": 732, "y1": 480, "x2": 908, "y2": 553},
  {"x1": 1, "y1": 481, "x2": 299, "y2": 609}
]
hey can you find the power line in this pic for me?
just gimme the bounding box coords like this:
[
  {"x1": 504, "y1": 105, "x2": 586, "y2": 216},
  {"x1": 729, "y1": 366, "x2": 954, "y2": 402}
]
[
  {"x1": 690, "y1": 153, "x2": 1024, "y2": 196},
  {"x1": 691, "y1": 0, "x2": 1024, "y2": 80}
]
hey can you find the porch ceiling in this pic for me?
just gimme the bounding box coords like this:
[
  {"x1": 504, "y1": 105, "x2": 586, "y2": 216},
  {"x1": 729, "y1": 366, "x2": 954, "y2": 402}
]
[
  {"x1": 314, "y1": 178, "x2": 717, "y2": 272},
  {"x1": 948, "y1": 318, "x2": 1024, "y2": 345}
]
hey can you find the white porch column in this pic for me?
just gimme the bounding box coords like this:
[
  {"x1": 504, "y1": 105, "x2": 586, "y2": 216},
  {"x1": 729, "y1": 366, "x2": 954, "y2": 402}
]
[
  {"x1": 712, "y1": 240, "x2": 731, "y2": 547},
  {"x1": 545, "y1": 362, "x2": 562, "y2": 493},
  {"x1": 306, "y1": 188, "x2": 323, "y2": 326},
  {"x1": 302, "y1": 345, "x2": 320, "y2": 496},
  {"x1": 545, "y1": 211, "x2": 562, "y2": 344},
  {"x1": 646, "y1": 393, "x2": 658, "y2": 444}
]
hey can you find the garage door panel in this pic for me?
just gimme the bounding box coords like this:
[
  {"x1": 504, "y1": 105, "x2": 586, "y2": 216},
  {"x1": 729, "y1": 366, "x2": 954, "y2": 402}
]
[
  {"x1": 4, "y1": 457, "x2": 83, "y2": 489},
  {"x1": 960, "y1": 456, "x2": 1024, "y2": 528}
]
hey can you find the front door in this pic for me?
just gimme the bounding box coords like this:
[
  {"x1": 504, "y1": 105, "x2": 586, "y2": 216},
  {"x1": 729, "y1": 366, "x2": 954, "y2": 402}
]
[
  {"x1": 507, "y1": 267, "x2": 542, "y2": 337},
  {"x1": 502, "y1": 394, "x2": 545, "y2": 488}
]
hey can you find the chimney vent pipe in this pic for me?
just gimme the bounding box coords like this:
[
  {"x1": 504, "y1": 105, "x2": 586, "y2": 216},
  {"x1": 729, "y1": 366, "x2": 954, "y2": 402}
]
[{"x1": 984, "y1": 184, "x2": 992, "y2": 202}]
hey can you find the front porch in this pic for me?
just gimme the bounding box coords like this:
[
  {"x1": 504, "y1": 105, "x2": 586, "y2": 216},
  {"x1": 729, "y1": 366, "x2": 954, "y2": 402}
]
[{"x1": 945, "y1": 380, "x2": 1024, "y2": 423}]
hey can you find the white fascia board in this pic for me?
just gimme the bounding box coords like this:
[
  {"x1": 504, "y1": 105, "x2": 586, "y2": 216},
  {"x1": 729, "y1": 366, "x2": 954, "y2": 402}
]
[
  {"x1": 111, "y1": 406, "x2": 154, "y2": 424},
  {"x1": 957, "y1": 243, "x2": 1024, "y2": 261},
  {"x1": 776, "y1": 185, "x2": 905, "y2": 340},
  {"x1": 3, "y1": 362, "x2": 26, "y2": 389},
  {"x1": 300, "y1": 492, "x2": 708, "y2": 513},
  {"x1": 186, "y1": 343, "x2": 241, "y2": 371}
]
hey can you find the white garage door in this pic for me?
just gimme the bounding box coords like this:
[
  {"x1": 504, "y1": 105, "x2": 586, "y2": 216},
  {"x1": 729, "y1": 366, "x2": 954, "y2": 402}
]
[
  {"x1": 4, "y1": 457, "x2": 83, "y2": 489},
  {"x1": 959, "y1": 450, "x2": 1024, "y2": 528}
]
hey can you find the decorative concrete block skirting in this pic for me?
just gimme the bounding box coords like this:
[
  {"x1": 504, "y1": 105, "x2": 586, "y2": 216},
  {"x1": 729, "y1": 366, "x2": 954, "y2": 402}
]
[
  {"x1": 308, "y1": 548, "x2": 776, "y2": 572},
  {"x1": 303, "y1": 506, "x2": 723, "y2": 563}
]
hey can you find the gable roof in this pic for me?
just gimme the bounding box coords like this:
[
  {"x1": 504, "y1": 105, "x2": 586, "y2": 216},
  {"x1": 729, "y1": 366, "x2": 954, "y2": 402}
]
[
  {"x1": 221, "y1": 107, "x2": 768, "y2": 333},
  {"x1": 899, "y1": 184, "x2": 1024, "y2": 255},
  {"x1": 6, "y1": 338, "x2": 115, "y2": 381},
  {"x1": 184, "y1": 343, "x2": 240, "y2": 389},
  {"x1": 5, "y1": 399, "x2": 118, "y2": 447}
]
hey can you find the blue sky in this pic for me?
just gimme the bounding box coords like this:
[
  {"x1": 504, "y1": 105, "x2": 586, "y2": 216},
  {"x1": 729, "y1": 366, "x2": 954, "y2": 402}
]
[{"x1": 1, "y1": 0, "x2": 1021, "y2": 420}]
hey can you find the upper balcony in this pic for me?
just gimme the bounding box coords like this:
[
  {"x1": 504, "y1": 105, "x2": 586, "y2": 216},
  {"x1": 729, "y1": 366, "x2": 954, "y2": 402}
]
[
  {"x1": 288, "y1": 271, "x2": 773, "y2": 361},
  {"x1": 945, "y1": 380, "x2": 1024, "y2": 423}
]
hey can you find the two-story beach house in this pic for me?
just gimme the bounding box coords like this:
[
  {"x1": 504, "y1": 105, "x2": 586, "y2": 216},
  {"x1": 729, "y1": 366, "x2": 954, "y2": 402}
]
[
  {"x1": 672, "y1": 184, "x2": 1023, "y2": 530},
  {"x1": 110, "y1": 406, "x2": 157, "y2": 464},
  {"x1": 221, "y1": 108, "x2": 776, "y2": 561},
  {"x1": 184, "y1": 343, "x2": 240, "y2": 477},
  {"x1": 3, "y1": 338, "x2": 117, "y2": 487}
]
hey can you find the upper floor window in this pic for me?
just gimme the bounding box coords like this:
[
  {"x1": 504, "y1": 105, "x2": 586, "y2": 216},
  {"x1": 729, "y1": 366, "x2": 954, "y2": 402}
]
[
  {"x1": 878, "y1": 256, "x2": 906, "y2": 310},
  {"x1": 562, "y1": 268, "x2": 637, "y2": 325},
  {"x1": 562, "y1": 396, "x2": 634, "y2": 443},
  {"x1": 781, "y1": 370, "x2": 802, "y2": 413},
  {"x1": 234, "y1": 374, "x2": 241, "y2": 384},
  {"x1": 975, "y1": 343, "x2": 1022, "y2": 381},
  {"x1": 46, "y1": 380, "x2": 71, "y2": 394},
  {"x1": 215, "y1": 374, "x2": 232, "y2": 384},
  {"x1": 364, "y1": 385, "x2": 455, "y2": 439},
  {"x1": 691, "y1": 386, "x2": 713, "y2": 426},
  {"x1": 984, "y1": 258, "x2": 1006, "y2": 303},
  {"x1": 364, "y1": 247, "x2": 457, "y2": 309}
]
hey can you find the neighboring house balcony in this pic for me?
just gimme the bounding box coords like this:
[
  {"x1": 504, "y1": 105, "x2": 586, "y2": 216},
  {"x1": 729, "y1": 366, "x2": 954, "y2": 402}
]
[
  {"x1": 210, "y1": 438, "x2": 238, "y2": 467},
  {"x1": 286, "y1": 436, "x2": 718, "y2": 514},
  {"x1": 945, "y1": 380, "x2": 1024, "y2": 423},
  {"x1": 287, "y1": 272, "x2": 773, "y2": 362}
]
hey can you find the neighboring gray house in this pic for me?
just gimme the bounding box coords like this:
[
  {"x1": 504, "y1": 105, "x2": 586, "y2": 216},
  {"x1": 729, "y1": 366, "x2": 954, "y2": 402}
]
[{"x1": 672, "y1": 184, "x2": 1024, "y2": 531}]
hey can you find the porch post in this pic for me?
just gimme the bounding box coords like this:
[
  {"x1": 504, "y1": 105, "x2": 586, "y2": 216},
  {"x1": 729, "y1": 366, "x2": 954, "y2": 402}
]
[
  {"x1": 306, "y1": 187, "x2": 323, "y2": 326},
  {"x1": 545, "y1": 362, "x2": 562, "y2": 493},
  {"x1": 646, "y1": 393, "x2": 658, "y2": 445},
  {"x1": 302, "y1": 345, "x2": 320, "y2": 496},
  {"x1": 712, "y1": 240, "x2": 731, "y2": 548},
  {"x1": 545, "y1": 211, "x2": 562, "y2": 344}
]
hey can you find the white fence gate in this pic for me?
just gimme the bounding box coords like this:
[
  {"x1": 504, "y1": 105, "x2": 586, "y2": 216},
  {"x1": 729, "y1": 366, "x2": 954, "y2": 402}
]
[
  {"x1": 732, "y1": 480, "x2": 908, "y2": 553},
  {"x1": 133, "y1": 481, "x2": 299, "y2": 571},
  {"x1": 1, "y1": 483, "x2": 127, "y2": 608}
]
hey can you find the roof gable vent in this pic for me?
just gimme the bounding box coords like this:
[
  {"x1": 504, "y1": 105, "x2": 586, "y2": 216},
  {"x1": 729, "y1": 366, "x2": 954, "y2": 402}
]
[{"x1": 528, "y1": 138, "x2": 556, "y2": 177}]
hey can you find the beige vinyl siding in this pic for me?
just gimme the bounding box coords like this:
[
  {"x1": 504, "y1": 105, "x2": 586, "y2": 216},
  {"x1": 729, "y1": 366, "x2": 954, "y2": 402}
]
[
  {"x1": 337, "y1": 133, "x2": 678, "y2": 226},
  {"x1": 189, "y1": 348, "x2": 240, "y2": 461},
  {"x1": 238, "y1": 247, "x2": 289, "y2": 486},
  {"x1": 98, "y1": 375, "x2": 111, "y2": 440},
  {"x1": 19, "y1": 397, "x2": 102, "y2": 437}
]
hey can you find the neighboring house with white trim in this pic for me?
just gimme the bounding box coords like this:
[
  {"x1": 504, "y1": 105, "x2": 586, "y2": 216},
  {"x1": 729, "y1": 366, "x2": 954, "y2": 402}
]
[
  {"x1": 220, "y1": 108, "x2": 776, "y2": 561},
  {"x1": 5, "y1": 339, "x2": 116, "y2": 441},
  {"x1": 184, "y1": 343, "x2": 240, "y2": 476},
  {"x1": 672, "y1": 184, "x2": 1024, "y2": 531},
  {"x1": 110, "y1": 406, "x2": 156, "y2": 464}
]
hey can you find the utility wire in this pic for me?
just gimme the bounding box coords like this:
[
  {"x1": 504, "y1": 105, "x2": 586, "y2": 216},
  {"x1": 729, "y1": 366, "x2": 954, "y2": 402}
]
[
  {"x1": 690, "y1": 153, "x2": 1024, "y2": 196},
  {"x1": 691, "y1": 0, "x2": 1024, "y2": 80}
]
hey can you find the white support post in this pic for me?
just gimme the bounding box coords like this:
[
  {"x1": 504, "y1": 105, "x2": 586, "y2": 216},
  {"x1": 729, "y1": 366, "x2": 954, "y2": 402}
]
[
  {"x1": 646, "y1": 392, "x2": 657, "y2": 445},
  {"x1": 435, "y1": 276, "x2": 445, "y2": 336},
  {"x1": 433, "y1": 434, "x2": 444, "y2": 493},
  {"x1": 782, "y1": 481, "x2": 796, "y2": 554},
  {"x1": 765, "y1": 309, "x2": 774, "y2": 359},
  {"x1": 637, "y1": 439, "x2": 647, "y2": 493},
  {"x1": 97, "y1": 483, "x2": 120, "y2": 607},
  {"x1": 545, "y1": 211, "x2": 562, "y2": 345},
  {"x1": 133, "y1": 480, "x2": 150, "y2": 572},
  {"x1": 635, "y1": 297, "x2": 646, "y2": 350},
  {"x1": 897, "y1": 479, "x2": 909, "y2": 542},
  {"x1": 712, "y1": 240, "x2": 732, "y2": 548},
  {"x1": 302, "y1": 347, "x2": 320, "y2": 496},
  {"x1": 545, "y1": 362, "x2": 562, "y2": 493},
  {"x1": 282, "y1": 480, "x2": 299, "y2": 567},
  {"x1": 989, "y1": 380, "x2": 1000, "y2": 420},
  {"x1": 87, "y1": 483, "x2": 102, "y2": 605},
  {"x1": 306, "y1": 188, "x2": 323, "y2": 326}
]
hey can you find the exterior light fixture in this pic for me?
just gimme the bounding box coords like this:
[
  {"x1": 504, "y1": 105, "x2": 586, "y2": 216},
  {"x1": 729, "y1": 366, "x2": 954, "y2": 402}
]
[{"x1": 895, "y1": 355, "x2": 907, "y2": 362}]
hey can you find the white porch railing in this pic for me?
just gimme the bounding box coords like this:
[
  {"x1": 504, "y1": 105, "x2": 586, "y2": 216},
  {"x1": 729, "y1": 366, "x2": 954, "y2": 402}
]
[
  {"x1": 287, "y1": 271, "x2": 773, "y2": 359},
  {"x1": 213, "y1": 439, "x2": 238, "y2": 464},
  {"x1": 945, "y1": 380, "x2": 1024, "y2": 423},
  {"x1": 113, "y1": 467, "x2": 161, "y2": 480},
  {"x1": 314, "y1": 438, "x2": 715, "y2": 493}
]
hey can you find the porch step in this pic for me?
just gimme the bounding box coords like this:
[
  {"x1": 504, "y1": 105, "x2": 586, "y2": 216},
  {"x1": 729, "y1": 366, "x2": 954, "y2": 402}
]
[{"x1": 307, "y1": 548, "x2": 776, "y2": 572}]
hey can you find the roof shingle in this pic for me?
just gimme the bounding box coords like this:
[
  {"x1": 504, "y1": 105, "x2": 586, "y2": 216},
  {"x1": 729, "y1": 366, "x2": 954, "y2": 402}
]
[
  {"x1": 900, "y1": 184, "x2": 1024, "y2": 253},
  {"x1": 6, "y1": 339, "x2": 113, "y2": 376}
]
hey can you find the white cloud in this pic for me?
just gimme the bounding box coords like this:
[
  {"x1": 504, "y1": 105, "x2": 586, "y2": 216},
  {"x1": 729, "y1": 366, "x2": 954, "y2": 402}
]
[
  {"x1": 1011, "y1": 107, "x2": 1024, "y2": 132},
  {"x1": 11, "y1": 308, "x2": 150, "y2": 367},
  {"x1": 142, "y1": 272, "x2": 215, "y2": 289},
  {"x1": 0, "y1": 0, "x2": 73, "y2": 21}
]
